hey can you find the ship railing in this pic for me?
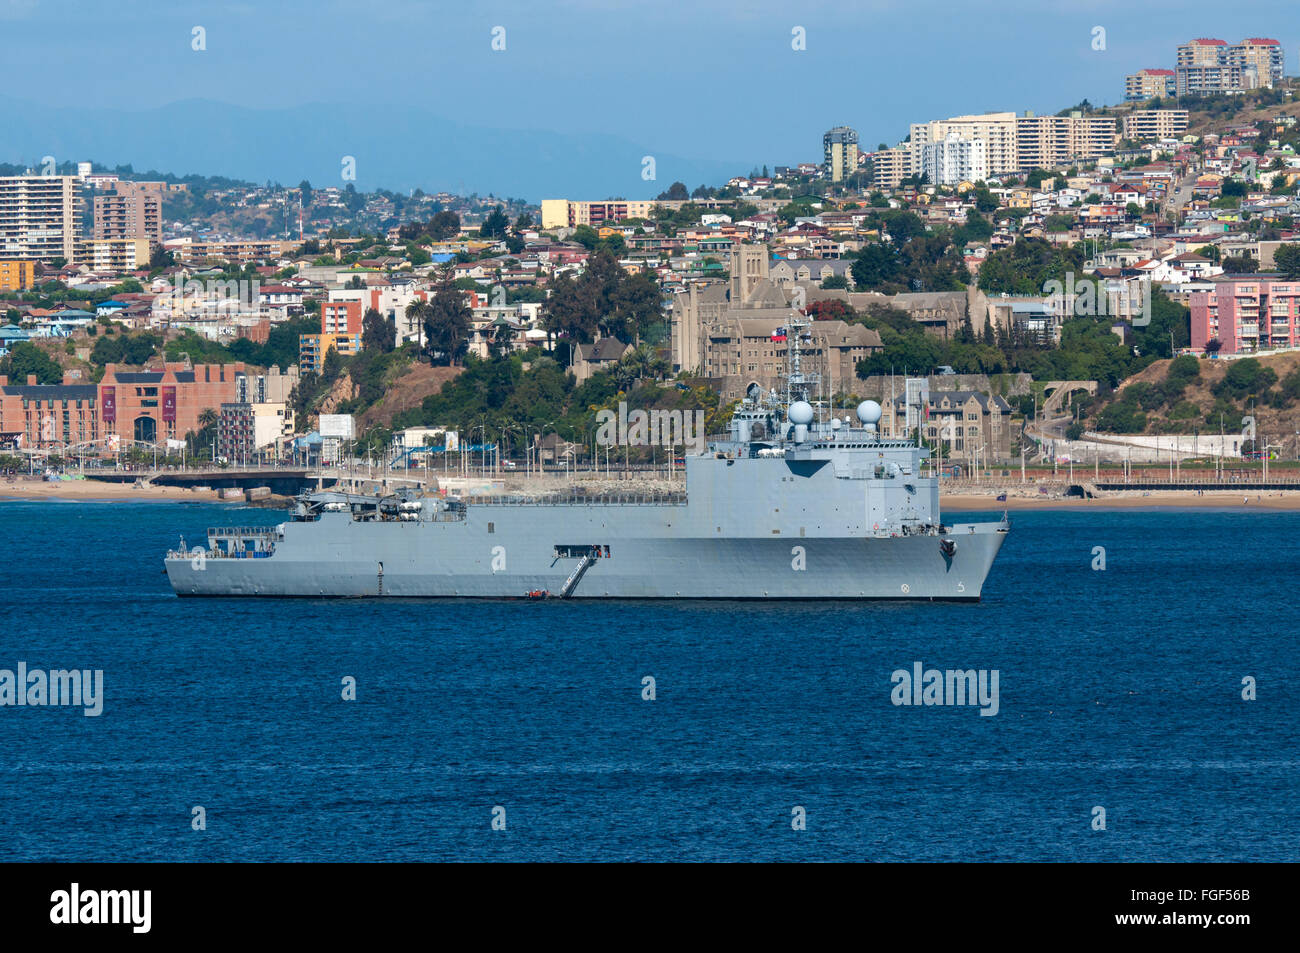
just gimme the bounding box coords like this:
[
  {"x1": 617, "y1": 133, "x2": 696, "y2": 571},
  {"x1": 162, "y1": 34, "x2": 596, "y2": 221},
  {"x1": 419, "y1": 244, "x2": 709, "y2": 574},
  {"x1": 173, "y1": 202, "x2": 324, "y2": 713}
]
[
  {"x1": 465, "y1": 492, "x2": 688, "y2": 506},
  {"x1": 205, "y1": 526, "x2": 284, "y2": 540}
]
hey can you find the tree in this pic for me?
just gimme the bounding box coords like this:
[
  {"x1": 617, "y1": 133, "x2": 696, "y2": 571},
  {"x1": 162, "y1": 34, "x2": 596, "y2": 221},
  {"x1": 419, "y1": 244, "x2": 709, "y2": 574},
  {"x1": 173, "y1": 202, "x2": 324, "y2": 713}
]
[
  {"x1": 480, "y1": 205, "x2": 509, "y2": 240},
  {"x1": 361, "y1": 307, "x2": 396, "y2": 353},
  {"x1": 149, "y1": 245, "x2": 174, "y2": 271},
  {"x1": 656, "y1": 182, "x2": 689, "y2": 201},
  {"x1": 428, "y1": 210, "x2": 461, "y2": 240},
  {"x1": 298, "y1": 180, "x2": 313, "y2": 206},
  {"x1": 1274, "y1": 243, "x2": 1300, "y2": 279},
  {"x1": 0, "y1": 341, "x2": 61, "y2": 384},
  {"x1": 421, "y1": 277, "x2": 471, "y2": 366}
]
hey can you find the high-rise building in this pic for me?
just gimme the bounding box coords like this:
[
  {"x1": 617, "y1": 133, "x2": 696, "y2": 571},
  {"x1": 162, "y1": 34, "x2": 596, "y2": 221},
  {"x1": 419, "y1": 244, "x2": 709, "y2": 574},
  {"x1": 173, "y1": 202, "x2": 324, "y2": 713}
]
[
  {"x1": 1176, "y1": 37, "x2": 1284, "y2": 95},
  {"x1": 92, "y1": 184, "x2": 162, "y2": 243},
  {"x1": 1015, "y1": 113, "x2": 1117, "y2": 170},
  {"x1": 0, "y1": 175, "x2": 83, "y2": 263},
  {"x1": 1232, "y1": 37, "x2": 1285, "y2": 87},
  {"x1": 920, "y1": 133, "x2": 988, "y2": 186},
  {"x1": 870, "y1": 148, "x2": 912, "y2": 190},
  {"x1": 1122, "y1": 110, "x2": 1190, "y2": 142},
  {"x1": 822, "y1": 126, "x2": 859, "y2": 183},
  {"x1": 909, "y1": 113, "x2": 1019, "y2": 176},
  {"x1": 1125, "y1": 69, "x2": 1176, "y2": 101}
]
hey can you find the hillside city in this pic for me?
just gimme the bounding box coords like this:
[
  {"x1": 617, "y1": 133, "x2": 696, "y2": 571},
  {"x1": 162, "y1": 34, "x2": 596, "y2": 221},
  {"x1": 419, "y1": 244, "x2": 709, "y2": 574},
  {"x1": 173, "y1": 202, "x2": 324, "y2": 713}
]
[{"x1": 5, "y1": 35, "x2": 1300, "y2": 480}]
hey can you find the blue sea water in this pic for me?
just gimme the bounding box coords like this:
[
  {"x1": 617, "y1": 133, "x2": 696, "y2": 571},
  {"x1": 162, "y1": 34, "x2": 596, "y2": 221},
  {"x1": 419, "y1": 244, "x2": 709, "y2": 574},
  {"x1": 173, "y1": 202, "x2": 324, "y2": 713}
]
[{"x1": 0, "y1": 497, "x2": 1295, "y2": 862}]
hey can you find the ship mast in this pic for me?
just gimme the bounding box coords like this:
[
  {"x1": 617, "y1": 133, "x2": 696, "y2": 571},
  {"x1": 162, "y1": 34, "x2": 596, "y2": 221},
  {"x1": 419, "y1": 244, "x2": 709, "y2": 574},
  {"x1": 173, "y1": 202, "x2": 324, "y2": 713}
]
[{"x1": 783, "y1": 311, "x2": 820, "y2": 414}]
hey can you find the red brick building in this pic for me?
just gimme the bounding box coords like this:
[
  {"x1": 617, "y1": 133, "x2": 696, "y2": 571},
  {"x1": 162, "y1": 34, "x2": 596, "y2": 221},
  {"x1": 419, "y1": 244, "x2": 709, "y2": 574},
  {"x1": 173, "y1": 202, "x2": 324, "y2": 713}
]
[
  {"x1": 0, "y1": 372, "x2": 99, "y2": 450},
  {"x1": 99, "y1": 362, "x2": 246, "y2": 446}
]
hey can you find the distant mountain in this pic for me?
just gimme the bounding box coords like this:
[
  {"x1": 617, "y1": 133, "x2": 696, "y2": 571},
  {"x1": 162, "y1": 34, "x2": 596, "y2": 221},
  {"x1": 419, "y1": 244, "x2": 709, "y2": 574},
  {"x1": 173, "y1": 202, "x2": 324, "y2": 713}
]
[{"x1": 0, "y1": 97, "x2": 744, "y2": 202}]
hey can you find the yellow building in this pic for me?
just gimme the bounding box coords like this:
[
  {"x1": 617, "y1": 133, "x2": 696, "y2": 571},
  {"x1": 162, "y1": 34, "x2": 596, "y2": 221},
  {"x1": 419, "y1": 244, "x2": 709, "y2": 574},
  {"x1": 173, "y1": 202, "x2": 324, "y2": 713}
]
[
  {"x1": 299, "y1": 332, "x2": 361, "y2": 373},
  {"x1": 540, "y1": 199, "x2": 657, "y2": 229},
  {"x1": 0, "y1": 260, "x2": 37, "y2": 291},
  {"x1": 84, "y1": 238, "x2": 152, "y2": 273}
]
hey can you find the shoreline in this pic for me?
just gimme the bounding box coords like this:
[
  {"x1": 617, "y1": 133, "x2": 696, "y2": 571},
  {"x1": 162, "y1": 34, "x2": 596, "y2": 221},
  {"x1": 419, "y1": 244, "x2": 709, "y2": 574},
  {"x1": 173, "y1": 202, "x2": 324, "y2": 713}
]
[{"x1": 4, "y1": 478, "x2": 1300, "y2": 511}]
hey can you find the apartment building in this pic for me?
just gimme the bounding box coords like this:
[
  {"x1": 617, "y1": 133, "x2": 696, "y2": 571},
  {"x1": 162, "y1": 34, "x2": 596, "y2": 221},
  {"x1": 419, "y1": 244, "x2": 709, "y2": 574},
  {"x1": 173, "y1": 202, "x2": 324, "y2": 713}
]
[
  {"x1": 1190, "y1": 277, "x2": 1300, "y2": 354},
  {"x1": 166, "y1": 239, "x2": 298, "y2": 264},
  {"x1": 905, "y1": 112, "x2": 1115, "y2": 178},
  {"x1": 1176, "y1": 37, "x2": 1284, "y2": 96},
  {"x1": 1122, "y1": 109, "x2": 1190, "y2": 141},
  {"x1": 920, "y1": 133, "x2": 988, "y2": 186},
  {"x1": 298, "y1": 331, "x2": 361, "y2": 372},
  {"x1": 85, "y1": 238, "x2": 151, "y2": 273},
  {"x1": 539, "y1": 199, "x2": 658, "y2": 229},
  {"x1": 1233, "y1": 38, "x2": 1285, "y2": 87},
  {"x1": 300, "y1": 303, "x2": 363, "y2": 373},
  {"x1": 329, "y1": 283, "x2": 429, "y2": 345},
  {"x1": 870, "y1": 148, "x2": 912, "y2": 190},
  {"x1": 1015, "y1": 113, "x2": 1117, "y2": 170},
  {"x1": 823, "y1": 126, "x2": 859, "y2": 183},
  {"x1": 0, "y1": 175, "x2": 83, "y2": 263},
  {"x1": 0, "y1": 260, "x2": 37, "y2": 291},
  {"x1": 1125, "y1": 69, "x2": 1176, "y2": 101},
  {"x1": 92, "y1": 184, "x2": 162, "y2": 243},
  {"x1": 909, "y1": 113, "x2": 1019, "y2": 176},
  {"x1": 217, "y1": 400, "x2": 292, "y2": 461},
  {"x1": 321, "y1": 300, "x2": 363, "y2": 335}
]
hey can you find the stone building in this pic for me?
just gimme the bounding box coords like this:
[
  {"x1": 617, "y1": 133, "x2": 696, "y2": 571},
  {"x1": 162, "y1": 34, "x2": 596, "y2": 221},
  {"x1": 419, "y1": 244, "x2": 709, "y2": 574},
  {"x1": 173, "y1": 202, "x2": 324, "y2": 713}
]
[
  {"x1": 883, "y1": 389, "x2": 1013, "y2": 465},
  {"x1": 673, "y1": 245, "x2": 882, "y2": 401}
]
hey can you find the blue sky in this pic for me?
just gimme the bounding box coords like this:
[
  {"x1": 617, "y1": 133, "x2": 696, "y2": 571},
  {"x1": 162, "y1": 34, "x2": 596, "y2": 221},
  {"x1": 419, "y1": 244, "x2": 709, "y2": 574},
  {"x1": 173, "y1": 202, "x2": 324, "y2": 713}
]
[{"x1": 3, "y1": 0, "x2": 1299, "y2": 192}]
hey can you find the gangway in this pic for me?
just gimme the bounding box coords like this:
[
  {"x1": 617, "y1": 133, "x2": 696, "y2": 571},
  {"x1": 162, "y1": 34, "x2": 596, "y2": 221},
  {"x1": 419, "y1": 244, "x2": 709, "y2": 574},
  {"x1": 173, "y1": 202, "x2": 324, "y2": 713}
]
[{"x1": 558, "y1": 547, "x2": 600, "y2": 598}]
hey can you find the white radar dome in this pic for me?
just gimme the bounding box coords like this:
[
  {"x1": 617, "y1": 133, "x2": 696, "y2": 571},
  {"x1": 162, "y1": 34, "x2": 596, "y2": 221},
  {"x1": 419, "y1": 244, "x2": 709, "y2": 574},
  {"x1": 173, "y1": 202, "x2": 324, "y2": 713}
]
[
  {"x1": 857, "y1": 400, "x2": 882, "y2": 425},
  {"x1": 788, "y1": 400, "x2": 814, "y2": 425},
  {"x1": 830, "y1": 417, "x2": 842, "y2": 430}
]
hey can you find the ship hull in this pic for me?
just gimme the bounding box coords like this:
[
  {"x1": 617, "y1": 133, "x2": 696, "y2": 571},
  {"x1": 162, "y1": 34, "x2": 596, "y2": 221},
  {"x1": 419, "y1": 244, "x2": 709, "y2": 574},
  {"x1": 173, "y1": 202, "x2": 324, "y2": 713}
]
[{"x1": 165, "y1": 508, "x2": 1008, "y2": 601}]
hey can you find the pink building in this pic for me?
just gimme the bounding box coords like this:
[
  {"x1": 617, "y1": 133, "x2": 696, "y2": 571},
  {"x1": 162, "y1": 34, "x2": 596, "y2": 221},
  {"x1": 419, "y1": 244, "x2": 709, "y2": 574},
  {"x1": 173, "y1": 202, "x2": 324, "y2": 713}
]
[{"x1": 1190, "y1": 278, "x2": 1300, "y2": 353}]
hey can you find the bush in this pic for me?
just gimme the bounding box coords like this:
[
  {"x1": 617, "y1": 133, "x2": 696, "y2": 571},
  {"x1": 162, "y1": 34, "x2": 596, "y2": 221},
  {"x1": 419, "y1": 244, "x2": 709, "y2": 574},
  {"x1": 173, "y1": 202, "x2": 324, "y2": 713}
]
[
  {"x1": 1166, "y1": 354, "x2": 1200, "y2": 386},
  {"x1": 1096, "y1": 399, "x2": 1147, "y2": 433},
  {"x1": 1212, "y1": 358, "x2": 1277, "y2": 399}
]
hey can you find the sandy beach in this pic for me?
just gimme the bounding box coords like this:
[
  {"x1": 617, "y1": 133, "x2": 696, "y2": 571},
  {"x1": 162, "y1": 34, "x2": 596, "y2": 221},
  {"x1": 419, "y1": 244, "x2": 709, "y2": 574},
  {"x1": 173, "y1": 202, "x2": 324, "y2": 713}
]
[{"x1": 0, "y1": 478, "x2": 220, "y2": 502}]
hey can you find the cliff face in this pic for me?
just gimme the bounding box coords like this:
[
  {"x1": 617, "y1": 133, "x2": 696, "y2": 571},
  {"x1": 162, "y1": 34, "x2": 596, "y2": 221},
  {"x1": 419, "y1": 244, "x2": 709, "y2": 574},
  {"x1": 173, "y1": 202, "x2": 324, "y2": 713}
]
[
  {"x1": 355, "y1": 363, "x2": 464, "y2": 431},
  {"x1": 315, "y1": 371, "x2": 358, "y2": 418}
]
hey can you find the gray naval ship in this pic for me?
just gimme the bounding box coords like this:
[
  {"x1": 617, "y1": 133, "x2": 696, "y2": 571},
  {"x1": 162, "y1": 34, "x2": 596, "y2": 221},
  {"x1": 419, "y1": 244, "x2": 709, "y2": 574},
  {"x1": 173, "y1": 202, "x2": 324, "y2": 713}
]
[{"x1": 165, "y1": 317, "x2": 1008, "y2": 600}]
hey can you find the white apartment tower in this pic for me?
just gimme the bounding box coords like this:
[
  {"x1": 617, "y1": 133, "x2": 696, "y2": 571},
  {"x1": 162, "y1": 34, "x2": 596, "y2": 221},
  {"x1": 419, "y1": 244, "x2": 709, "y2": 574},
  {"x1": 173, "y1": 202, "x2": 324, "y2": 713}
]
[
  {"x1": 0, "y1": 175, "x2": 84, "y2": 263},
  {"x1": 920, "y1": 133, "x2": 989, "y2": 185}
]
